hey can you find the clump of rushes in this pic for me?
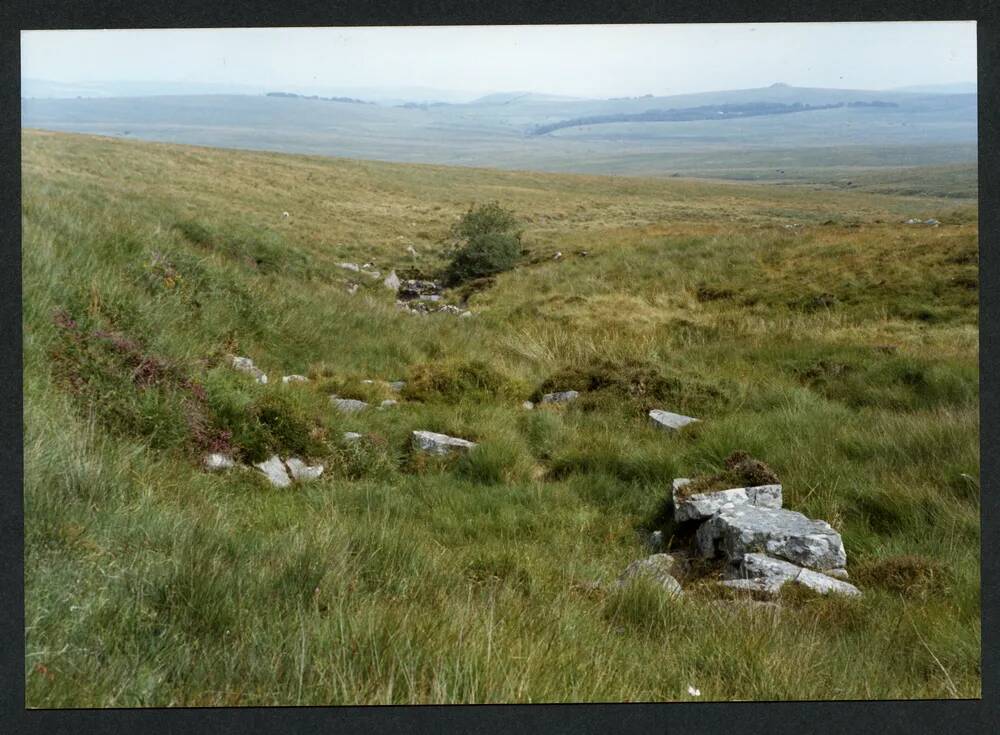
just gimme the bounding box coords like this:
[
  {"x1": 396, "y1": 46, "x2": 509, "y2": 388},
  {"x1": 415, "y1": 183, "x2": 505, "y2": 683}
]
[{"x1": 681, "y1": 450, "x2": 780, "y2": 495}]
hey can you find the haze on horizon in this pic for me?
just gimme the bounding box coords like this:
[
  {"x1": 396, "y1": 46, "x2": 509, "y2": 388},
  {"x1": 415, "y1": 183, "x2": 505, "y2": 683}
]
[{"x1": 22, "y1": 22, "x2": 976, "y2": 101}]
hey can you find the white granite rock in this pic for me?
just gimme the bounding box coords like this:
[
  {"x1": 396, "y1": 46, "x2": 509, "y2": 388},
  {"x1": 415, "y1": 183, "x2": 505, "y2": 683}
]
[
  {"x1": 522, "y1": 400, "x2": 535, "y2": 410},
  {"x1": 254, "y1": 455, "x2": 292, "y2": 487},
  {"x1": 672, "y1": 479, "x2": 783, "y2": 523},
  {"x1": 648, "y1": 409, "x2": 699, "y2": 431},
  {"x1": 203, "y1": 453, "x2": 236, "y2": 472},
  {"x1": 697, "y1": 505, "x2": 847, "y2": 571},
  {"x1": 343, "y1": 432, "x2": 363, "y2": 443},
  {"x1": 285, "y1": 457, "x2": 324, "y2": 482},
  {"x1": 282, "y1": 374, "x2": 309, "y2": 384},
  {"x1": 722, "y1": 553, "x2": 860, "y2": 597},
  {"x1": 384, "y1": 270, "x2": 401, "y2": 291},
  {"x1": 411, "y1": 430, "x2": 477, "y2": 456},
  {"x1": 331, "y1": 396, "x2": 369, "y2": 414},
  {"x1": 230, "y1": 355, "x2": 268, "y2": 384},
  {"x1": 380, "y1": 399, "x2": 398, "y2": 409},
  {"x1": 615, "y1": 554, "x2": 684, "y2": 596}
]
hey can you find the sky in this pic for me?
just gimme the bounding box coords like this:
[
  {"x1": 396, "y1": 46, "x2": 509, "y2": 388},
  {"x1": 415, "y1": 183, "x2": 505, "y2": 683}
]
[{"x1": 21, "y1": 22, "x2": 977, "y2": 99}]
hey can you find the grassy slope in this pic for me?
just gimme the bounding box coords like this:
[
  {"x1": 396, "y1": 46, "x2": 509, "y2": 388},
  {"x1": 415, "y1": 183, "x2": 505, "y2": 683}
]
[{"x1": 22, "y1": 130, "x2": 980, "y2": 705}]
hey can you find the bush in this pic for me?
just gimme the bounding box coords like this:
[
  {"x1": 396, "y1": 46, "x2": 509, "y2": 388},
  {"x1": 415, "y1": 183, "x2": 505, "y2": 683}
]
[{"x1": 444, "y1": 202, "x2": 522, "y2": 285}]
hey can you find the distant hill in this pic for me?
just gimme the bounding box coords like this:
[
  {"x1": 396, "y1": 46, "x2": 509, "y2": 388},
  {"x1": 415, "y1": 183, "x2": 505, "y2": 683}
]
[{"x1": 20, "y1": 84, "x2": 977, "y2": 180}]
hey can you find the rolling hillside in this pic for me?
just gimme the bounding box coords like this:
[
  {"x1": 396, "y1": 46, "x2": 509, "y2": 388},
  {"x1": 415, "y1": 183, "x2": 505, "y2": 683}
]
[{"x1": 22, "y1": 130, "x2": 979, "y2": 705}]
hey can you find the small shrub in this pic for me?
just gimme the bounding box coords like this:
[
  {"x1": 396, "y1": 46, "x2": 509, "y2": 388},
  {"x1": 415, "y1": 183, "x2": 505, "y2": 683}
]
[
  {"x1": 444, "y1": 202, "x2": 522, "y2": 285},
  {"x1": 456, "y1": 442, "x2": 532, "y2": 485}
]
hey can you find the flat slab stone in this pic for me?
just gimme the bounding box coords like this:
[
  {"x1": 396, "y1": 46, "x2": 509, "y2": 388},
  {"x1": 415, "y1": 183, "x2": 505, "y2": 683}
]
[
  {"x1": 411, "y1": 430, "x2": 477, "y2": 455},
  {"x1": 254, "y1": 455, "x2": 291, "y2": 487},
  {"x1": 285, "y1": 457, "x2": 324, "y2": 482},
  {"x1": 331, "y1": 396, "x2": 369, "y2": 414},
  {"x1": 722, "y1": 553, "x2": 860, "y2": 597},
  {"x1": 672, "y1": 479, "x2": 783, "y2": 523},
  {"x1": 697, "y1": 505, "x2": 847, "y2": 570},
  {"x1": 540, "y1": 390, "x2": 579, "y2": 404},
  {"x1": 649, "y1": 409, "x2": 699, "y2": 431},
  {"x1": 615, "y1": 554, "x2": 684, "y2": 596},
  {"x1": 203, "y1": 453, "x2": 236, "y2": 471}
]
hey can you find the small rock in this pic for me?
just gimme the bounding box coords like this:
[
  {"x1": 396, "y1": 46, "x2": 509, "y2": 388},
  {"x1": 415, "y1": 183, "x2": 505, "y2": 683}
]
[
  {"x1": 346, "y1": 283, "x2": 359, "y2": 295},
  {"x1": 672, "y1": 479, "x2": 783, "y2": 523},
  {"x1": 648, "y1": 409, "x2": 699, "y2": 431},
  {"x1": 285, "y1": 457, "x2": 324, "y2": 482},
  {"x1": 230, "y1": 355, "x2": 267, "y2": 384},
  {"x1": 697, "y1": 505, "x2": 847, "y2": 571},
  {"x1": 522, "y1": 400, "x2": 535, "y2": 410},
  {"x1": 339, "y1": 262, "x2": 361, "y2": 272},
  {"x1": 254, "y1": 455, "x2": 292, "y2": 487},
  {"x1": 380, "y1": 399, "x2": 398, "y2": 409},
  {"x1": 331, "y1": 396, "x2": 369, "y2": 414},
  {"x1": 925, "y1": 218, "x2": 940, "y2": 225},
  {"x1": 553, "y1": 251, "x2": 562, "y2": 260},
  {"x1": 384, "y1": 270, "x2": 401, "y2": 291},
  {"x1": 540, "y1": 390, "x2": 579, "y2": 404},
  {"x1": 282, "y1": 211, "x2": 290, "y2": 218},
  {"x1": 722, "y1": 553, "x2": 861, "y2": 597},
  {"x1": 647, "y1": 530, "x2": 664, "y2": 552},
  {"x1": 615, "y1": 554, "x2": 684, "y2": 596},
  {"x1": 406, "y1": 244, "x2": 418, "y2": 257},
  {"x1": 460, "y1": 311, "x2": 473, "y2": 318},
  {"x1": 203, "y1": 453, "x2": 236, "y2": 471},
  {"x1": 411, "y1": 430, "x2": 477, "y2": 456},
  {"x1": 343, "y1": 432, "x2": 363, "y2": 443},
  {"x1": 825, "y1": 568, "x2": 850, "y2": 580},
  {"x1": 282, "y1": 374, "x2": 309, "y2": 384},
  {"x1": 388, "y1": 380, "x2": 406, "y2": 392}
]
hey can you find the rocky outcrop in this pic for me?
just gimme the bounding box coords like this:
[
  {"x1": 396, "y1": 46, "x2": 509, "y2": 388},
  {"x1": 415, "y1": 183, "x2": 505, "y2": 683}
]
[
  {"x1": 540, "y1": 390, "x2": 579, "y2": 404},
  {"x1": 672, "y1": 478, "x2": 783, "y2": 523},
  {"x1": 615, "y1": 554, "x2": 685, "y2": 596},
  {"x1": 648, "y1": 409, "x2": 699, "y2": 431},
  {"x1": 330, "y1": 396, "x2": 369, "y2": 414},
  {"x1": 696, "y1": 504, "x2": 847, "y2": 571},
  {"x1": 722, "y1": 553, "x2": 860, "y2": 597},
  {"x1": 411, "y1": 430, "x2": 477, "y2": 455},
  {"x1": 230, "y1": 355, "x2": 268, "y2": 384},
  {"x1": 254, "y1": 455, "x2": 292, "y2": 487}
]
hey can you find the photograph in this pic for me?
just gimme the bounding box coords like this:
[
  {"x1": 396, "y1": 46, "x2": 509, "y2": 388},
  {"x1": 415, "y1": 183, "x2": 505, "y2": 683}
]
[{"x1": 20, "y1": 21, "x2": 980, "y2": 707}]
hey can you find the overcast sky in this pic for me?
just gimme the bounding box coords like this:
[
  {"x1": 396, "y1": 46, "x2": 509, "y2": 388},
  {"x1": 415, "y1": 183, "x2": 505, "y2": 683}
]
[{"x1": 22, "y1": 22, "x2": 977, "y2": 98}]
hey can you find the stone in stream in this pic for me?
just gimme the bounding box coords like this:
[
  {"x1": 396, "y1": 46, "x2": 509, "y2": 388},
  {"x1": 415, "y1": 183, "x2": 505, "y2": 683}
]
[
  {"x1": 285, "y1": 457, "x2": 324, "y2": 482},
  {"x1": 648, "y1": 409, "x2": 699, "y2": 431},
  {"x1": 615, "y1": 554, "x2": 684, "y2": 596},
  {"x1": 697, "y1": 505, "x2": 847, "y2": 571},
  {"x1": 671, "y1": 478, "x2": 783, "y2": 523},
  {"x1": 230, "y1": 355, "x2": 268, "y2": 384},
  {"x1": 411, "y1": 430, "x2": 477, "y2": 456},
  {"x1": 540, "y1": 390, "x2": 579, "y2": 404},
  {"x1": 331, "y1": 396, "x2": 369, "y2": 414},
  {"x1": 203, "y1": 453, "x2": 236, "y2": 472},
  {"x1": 721, "y1": 553, "x2": 861, "y2": 597},
  {"x1": 254, "y1": 455, "x2": 292, "y2": 488}
]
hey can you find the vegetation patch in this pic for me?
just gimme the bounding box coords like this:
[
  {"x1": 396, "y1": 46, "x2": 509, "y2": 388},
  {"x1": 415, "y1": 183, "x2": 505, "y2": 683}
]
[
  {"x1": 681, "y1": 450, "x2": 780, "y2": 496},
  {"x1": 852, "y1": 555, "x2": 949, "y2": 597},
  {"x1": 401, "y1": 359, "x2": 522, "y2": 403},
  {"x1": 443, "y1": 202, "x2": 522, "y2": 285}
]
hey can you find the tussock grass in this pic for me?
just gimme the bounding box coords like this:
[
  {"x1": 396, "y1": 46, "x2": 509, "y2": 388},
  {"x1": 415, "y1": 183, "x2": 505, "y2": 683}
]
[{"x1": 22, "y1": 130, "x2": 979, "y2": 705}]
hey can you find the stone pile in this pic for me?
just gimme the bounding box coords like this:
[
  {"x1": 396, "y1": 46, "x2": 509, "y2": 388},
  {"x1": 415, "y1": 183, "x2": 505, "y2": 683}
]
[{"x1": 618, "y1": 467, "x2": 860, "y2": 600}]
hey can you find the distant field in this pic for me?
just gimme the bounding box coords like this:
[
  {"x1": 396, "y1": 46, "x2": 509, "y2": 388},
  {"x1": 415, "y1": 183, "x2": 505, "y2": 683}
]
[{"x1": 22, "y1": 130, "x2": 979, "y2": 705}]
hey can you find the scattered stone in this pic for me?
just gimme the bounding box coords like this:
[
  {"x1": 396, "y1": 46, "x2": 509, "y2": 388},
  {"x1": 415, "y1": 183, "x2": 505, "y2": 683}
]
[
  {"x1": 522, "y1": 400, "x2": 535, "y2": 410},
  {"x1": 615, "y1": 554, "x2": 684, "y2": 596},
  {"x1": 380, "y1": 399, "x2": 398, "y2": 409},
  {"x1": 383, "y1": 270, "x2": 401, "y2": 291},
  {"x1": 553, "y1": 251, "x2": 563, "y2": 260},
  {"x1": 343, "y1": 431, "x2": 363, "y2": 442},
  {"x1": 203, "y1": 453, "x2": 236, "y2": 472},
  {"x1": 697, "y1": 505, "x2": 847, "y2": 571},
  {"x1": 460, "y1": 311, "x2": 473, "y2": 318},
  {"x1": 398, "y1": 279, "x2": 442, "y2": 301},
  {"x1": 361, "y1": 379, "x2": 376, "y2": 385},
  {"x1": 285, "y1": 457, "x2": 324, "y2": 482},
  {"x1": 339, "y1": 262, "x2": 361, "y2": 272},
  {"x1": 360, "y1": 269, "x2": 381, "y2": 279},
  {"x1": 346, "y1": 283, "x2": 359, "y2": 295},
  {"x1": 647, "y1": 530, "x2": 665, "y2": 552},
  {"x1": 418, "y1": 294, "x2": 443, "y2": 303},
  {"x1": 722, "y1": 553, "x2": 861, "y2": 597},
  {"x1": 230, "y1": 355, "x2": 268, "y2": 384},
  {"x1": 388, "y1": 380, "x2": 406, "y2": 391},
  {"x1": 672, "y1": 479, "x2": 783, "y2": 523},
  {"x1": 282, "y1": 211, "x2": 290, "y2": 218},
  {"x1": 406, "y1": 244, "x2": 418, "y2": 257},
  {"x1": 282, "y1": 374, "x2": 309, "y2": 384},
  {"x1": 411, "y1": 430, "x2": 477, "y2": 456},
  {"x1": 254, "y1": 455, "x2": 292, "y2": 488},
  {"x1": 540, "y1": 390, "x2": 579, "y2": 404},
  {"x1": 331, "y1": 396, "x2": 369, "y2": 414},
  {"x1": 648, "y1": 409, "x2": 699, "y2": 431},
  {"x1": 925, "y1": 218, "x2": 940, "y2": 226}
]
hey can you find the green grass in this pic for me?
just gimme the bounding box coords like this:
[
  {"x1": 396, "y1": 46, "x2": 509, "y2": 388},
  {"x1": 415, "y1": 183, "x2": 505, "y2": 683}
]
[{"x1": 22, "y1": 130, "x2": 979, "y2": 705}]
